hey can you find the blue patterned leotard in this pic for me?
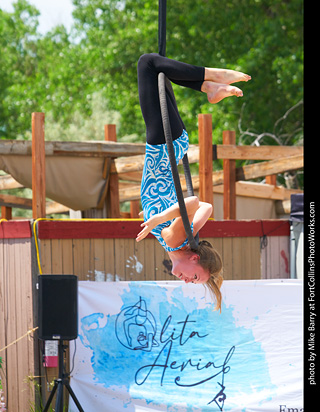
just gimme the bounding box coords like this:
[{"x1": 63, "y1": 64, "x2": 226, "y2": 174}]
[{"x1": 140, "y1": 130, "x2": 193, "y2": 252}]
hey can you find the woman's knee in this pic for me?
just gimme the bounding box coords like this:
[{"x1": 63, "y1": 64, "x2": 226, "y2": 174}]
[{"x1": 138, "y1": 53, "x2": 158, "y2": 71}]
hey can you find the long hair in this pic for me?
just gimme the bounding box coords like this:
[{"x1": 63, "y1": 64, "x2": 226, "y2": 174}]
[{"x1": 192, "y1": 240, "x2": 223, "y2": 312}]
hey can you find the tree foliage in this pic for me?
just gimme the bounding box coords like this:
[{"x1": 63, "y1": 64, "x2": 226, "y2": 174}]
[{"x1": 0, "y1": 0, "x2": 303, "y2": 149}]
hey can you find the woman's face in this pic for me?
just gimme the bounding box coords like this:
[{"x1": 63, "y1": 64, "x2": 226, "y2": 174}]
[{"x1": 171, "y1": 255, "x2": 210, "y2": 284}]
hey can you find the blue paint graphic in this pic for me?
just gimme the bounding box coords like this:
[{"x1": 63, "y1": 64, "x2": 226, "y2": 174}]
[{"x1": 79, "y1": 282, "x2": 275, "y2": 411}]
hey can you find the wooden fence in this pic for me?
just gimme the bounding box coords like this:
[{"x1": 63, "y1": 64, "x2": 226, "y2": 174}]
[
  {"x1": 0, "y1": 218, "x2": 290, "y2": 411},
  {"x1": 0, "y1": 113, "x2": 303, "y2": 220},
  {"x1": 0, "y1": 222, "x2": 36, "y2": 412},
  {"x1": 36, "y1": 219, "x2": 290, "y2": 280}
]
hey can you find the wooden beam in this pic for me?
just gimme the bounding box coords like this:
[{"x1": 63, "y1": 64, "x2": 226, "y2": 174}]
[
  {"x1": 130, "y1": 199, "x2": 140, "y2": 218},
  {"x1": 117, "y1": 153, "x2": 303, "y2": 203},
  {"x1": 0, "y1": 193, "x2": 33, "y2": 209},
  {"x1": 104, "y1": 124, "x2": 117, "y2": 142},
  {"x1": 118, "y1": 174, "x2": 200, "y2": 202},
  {"x1": 0, "y1": 194, "x2": 70, "y2": 216},
  {"x1": 236, "y1": 154, "x2": 303, "y2": 181},
  {"x1": 97, "y1": 157, "x2": 112, "y2": 209},
  {"x1": 0, "y1": 139, "x2": 302, "y2": 160},
  {"x1": 1, "y1": 206, "x2": 12, "y2": 220},
  {"x1": 0, "y1": 175, "x2": 23, "y2": 190},
  {"x1": 223, "y1": 131, "x2": 236, "y2": 220},
  {"x1": 104, "y1": 124, "x2": 121, "y2": 218},
  {"x1": 185, "y1": 144, "x2": 200, "y2": 163},
  {"x1": 111, "y1": 147, "x2": 304, "y2": 176},
  {"x1": 266, "y1": 175, "x2": 277, "y2": 185},
  {"x1": 211, "y1": 154, "x2": 303, "y2": 187},
  {"x1": 112, "y1": 150, "x2": 196, "y2": 175},
  {"x1": 198, "y1": 114, "x2": 213, "y2": 217},
  {"x1": 32, "y1": 112, "x2": 46, "y2": 219},
  {"x1": 4, "y1": 180, "x2": 296, "y2": 212},
  {"x1": 95, "y1": 125, "x2": 119, "y2": 210},
  {"x1": 216, "y1": 145, "x2": 303, "y2": 160},
  {"x1": 46, "y1": 202, "x2": 69, "y2": 215},
  {"x1": 0, "y1": 140, "x2": 146, "y2": 157},
  {"x1": 118, "y1": 171, "x2": 143, "y2": 182},
  {"x1": 275, "y1": 199, "x2": 291, "y2": 215},
  {"x1": 214, "y1": 182, "x2": 302, "y2": 200},
  {"x1": 37, "y1": 219, "x2": 290, "y2": 240},
  {"x1": 112, "y1": 154, "x2": 145, "y2": 174},
  {"x1": 118, "y1": 179, "x2": 303, "y2": 203}
]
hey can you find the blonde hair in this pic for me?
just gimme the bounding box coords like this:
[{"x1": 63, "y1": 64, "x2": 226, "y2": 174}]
[{"x1": 192, "y1": 240, "x2": 223, "y2": 312}]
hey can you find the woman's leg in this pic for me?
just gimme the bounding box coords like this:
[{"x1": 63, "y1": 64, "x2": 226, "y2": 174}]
[
  {"x1": 137, "y1": 53, "x2": 250, "y2": 143},
  {"x1": 200, "y1": 65, "x2": 251, "y2": 104},
  {"x1": 138, "y1": 53, "x2": 205, "y2": 144}
]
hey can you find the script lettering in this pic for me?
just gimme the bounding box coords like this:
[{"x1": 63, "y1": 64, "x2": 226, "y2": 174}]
[{"x1": 116, "y1": 299, "x2": 235, "y2": 409}]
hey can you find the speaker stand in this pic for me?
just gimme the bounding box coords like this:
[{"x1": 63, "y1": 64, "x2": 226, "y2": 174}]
[{"x1": 43, "y1": 340, "x2": 84, "y2": 412}]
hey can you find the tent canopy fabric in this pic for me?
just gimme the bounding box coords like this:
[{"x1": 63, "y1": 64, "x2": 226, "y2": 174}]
[
  {"x1": 0, "y1": 155, "x2": 106, "y2": 210},
  {"x1": 0, "y1": 140, "x2": 146, "y2": 210}
]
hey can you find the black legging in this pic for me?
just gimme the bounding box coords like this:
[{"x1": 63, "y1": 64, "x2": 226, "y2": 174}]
[{"x1": 137, "y1": 53, "x2": 205, "y2": 145}]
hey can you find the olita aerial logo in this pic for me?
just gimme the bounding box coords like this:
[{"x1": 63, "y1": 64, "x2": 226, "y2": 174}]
[{"x1": 115, "y1": 296, "x2": 235, "y2": 410}]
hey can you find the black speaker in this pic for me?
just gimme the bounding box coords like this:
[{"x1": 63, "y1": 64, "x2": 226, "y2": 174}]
[{"x1": 38, "y1": 275, "x2": 78, "y2": 341}]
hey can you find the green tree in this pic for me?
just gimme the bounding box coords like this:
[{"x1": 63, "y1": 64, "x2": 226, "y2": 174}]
[
  {"x1": 0, "y1": 1, "x2": 101, "y2": 139},
  {"x1": 0, "y1": 0, "x2": 40, "y2": 137},
  {"x1": 1, "y1": 0, "x2": 303, "y2": 147},
  {"x1": 72, "y1": 0, "x2": 303, "y2": 144}
]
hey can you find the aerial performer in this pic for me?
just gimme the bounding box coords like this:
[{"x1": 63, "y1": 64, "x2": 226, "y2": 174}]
[{"x1": 136, "y1": 53, "x2": 251, "y2": 311}]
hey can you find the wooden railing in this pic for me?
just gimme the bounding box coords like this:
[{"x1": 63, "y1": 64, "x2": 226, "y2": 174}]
[{"x1": 0, "y1": 112, "x2": 303, "y2": 220}]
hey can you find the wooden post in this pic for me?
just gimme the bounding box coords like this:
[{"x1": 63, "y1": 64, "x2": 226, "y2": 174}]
[
  {"x1": 104, "y1": 124, "x2": 117, "y2": 142},
  {"x1": 198, "y1": 114, "x2": 213, "y2": 217},
  {"x1": 104, "y1": 124, "x2": 121, "y2": 218},
  {"x1": 223, "y1": 130, "x2": 236, "y2": 220},
  {"x1": 266, "y1": 175, "x2": 277, "y2": 185},
  {"x1": 32, "y1": 112, "x2": 46, "y2": 219},
  {"x1": 1, "y1": 206, "x2": 12, "y2": 220},
  {"x1": 130, "y1": 200, "x2": 140, "y2": 218}
]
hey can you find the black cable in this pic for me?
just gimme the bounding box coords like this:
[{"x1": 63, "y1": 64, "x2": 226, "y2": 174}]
[
  {"x1": 158, "y1": 0, "x2": 199, "y2": 251},
  {"x1": 260, "y1": 220, "x2": 289, "y2": 251},
  {"x1": 158, "y1": 0, "x2": 166, "y2": 57}
]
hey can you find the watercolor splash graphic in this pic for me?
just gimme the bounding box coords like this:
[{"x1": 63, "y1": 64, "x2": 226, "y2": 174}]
[{"x1": 78, "y1": 282, "x2": 276, "y2": 411}]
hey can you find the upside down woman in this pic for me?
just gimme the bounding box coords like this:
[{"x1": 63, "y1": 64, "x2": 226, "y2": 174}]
[{"x1": 136, "y1": 53, "x2": 251, "y2": 311}]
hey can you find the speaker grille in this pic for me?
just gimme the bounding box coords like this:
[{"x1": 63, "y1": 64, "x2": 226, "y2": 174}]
[{"x1": 38, "y1": 275, "x2": 78, "y2": 340}]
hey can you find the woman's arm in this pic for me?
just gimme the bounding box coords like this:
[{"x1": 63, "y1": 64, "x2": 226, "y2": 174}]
[
  {"x1": 191, "y1": 201, "x2": 213, "y2": 234},
  {"x1": 136, "y1": 196, "x2": 200, "y2": 242},
  {"x1": 161, "y1": 201, "x2": 213, "y2": 248}
]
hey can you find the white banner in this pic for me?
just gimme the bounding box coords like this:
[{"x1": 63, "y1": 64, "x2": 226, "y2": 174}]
[{"x1": 69, "y1": 280, "x2": 303, "y2": 412}]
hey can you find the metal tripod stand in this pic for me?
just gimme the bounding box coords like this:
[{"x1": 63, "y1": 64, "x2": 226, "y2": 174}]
[{"x1": 43, "y1": 340, "x2": 84, "y2": 412}]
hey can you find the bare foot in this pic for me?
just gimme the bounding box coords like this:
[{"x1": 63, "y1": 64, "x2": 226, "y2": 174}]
[
  {"x1": 205, "y1": 67, "x2": 251, "y2": 85},
  {"x1": 201, "y1": 81, "x2": 243, "y2": 104}
]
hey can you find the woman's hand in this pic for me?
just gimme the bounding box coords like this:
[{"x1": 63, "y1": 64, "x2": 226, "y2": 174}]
[{"x1": 136, "y1": 215, "x2": 161, "y2": 242}]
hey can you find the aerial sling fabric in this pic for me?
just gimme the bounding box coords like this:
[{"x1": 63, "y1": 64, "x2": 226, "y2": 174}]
[{"x1": 157, "y1": 0, "x2": 199, "y2": 251}]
